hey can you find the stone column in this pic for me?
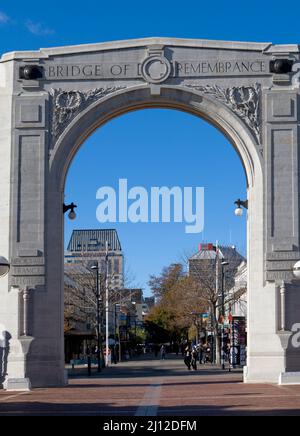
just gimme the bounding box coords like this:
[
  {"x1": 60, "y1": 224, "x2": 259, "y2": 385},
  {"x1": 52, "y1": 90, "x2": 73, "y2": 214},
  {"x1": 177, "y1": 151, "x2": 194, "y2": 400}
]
[{"x1": 245, "y1": 80, "x2": 300, "y2": 384}]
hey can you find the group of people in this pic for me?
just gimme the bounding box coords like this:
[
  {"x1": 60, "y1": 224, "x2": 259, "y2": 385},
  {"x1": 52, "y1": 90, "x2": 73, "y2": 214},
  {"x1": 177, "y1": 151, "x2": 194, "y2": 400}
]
[{"x1": 183, "y1": 342, "x2": 211, "y2": 370}]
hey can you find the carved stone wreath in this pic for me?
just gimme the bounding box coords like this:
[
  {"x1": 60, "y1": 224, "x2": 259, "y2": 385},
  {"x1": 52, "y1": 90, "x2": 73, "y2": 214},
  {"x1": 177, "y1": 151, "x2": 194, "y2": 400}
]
[
  {"x1": 186, "y1": 83, "x2": 261, "y2": 142},
  {"x1": 50, "y1": 87, "x2": 126, "y2": 140}
]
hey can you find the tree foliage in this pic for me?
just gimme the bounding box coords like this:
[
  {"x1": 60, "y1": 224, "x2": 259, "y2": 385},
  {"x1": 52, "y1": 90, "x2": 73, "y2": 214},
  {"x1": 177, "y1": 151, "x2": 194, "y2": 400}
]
[
  {"x1": 147, "y1": 251, "x2": 245, "y2": 362},
  {"x1": 148, "y1": 263, "x2": 185, "y2": 300},
  {"x1": 147, "y1": 264, "x2": 206, "y2": 341}
]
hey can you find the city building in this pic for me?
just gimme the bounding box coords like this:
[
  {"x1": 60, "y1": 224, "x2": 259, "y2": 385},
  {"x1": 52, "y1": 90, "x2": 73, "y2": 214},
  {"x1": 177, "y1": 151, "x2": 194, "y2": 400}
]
[
  {"x1": 141, "y1": 296, "x2": 155, "y2": 320},
  {"x1": 144, "y1": 296, "x2": 155, "y2": 310},
  {"x1": 64, "y1": 229, "x2": 124, "y2": 361},
  {"x1": 65, "y1": 229, "x2": 124, "y2": 290},
  {"x1": 226, "y1": 261, "x2": 247, "y2": 319},
  {"x1": 119, "y1": 288, "x2": 143, "y2": 323},
  {"x1": 189, "y1": 243, "x2": 245, "y2": 291},
  {"x1": 188, "y1": 243, "x2": 246, "y2": 353},
  {"x1": 226, "y1": 261, "x2": 247, "y2": 367}
]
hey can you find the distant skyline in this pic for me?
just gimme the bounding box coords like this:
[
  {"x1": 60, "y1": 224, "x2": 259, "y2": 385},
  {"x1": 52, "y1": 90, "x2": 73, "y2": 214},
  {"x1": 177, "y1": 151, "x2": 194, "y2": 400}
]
[{"x1": 2, "y1": 0, "x2": 299, "y2": 294}]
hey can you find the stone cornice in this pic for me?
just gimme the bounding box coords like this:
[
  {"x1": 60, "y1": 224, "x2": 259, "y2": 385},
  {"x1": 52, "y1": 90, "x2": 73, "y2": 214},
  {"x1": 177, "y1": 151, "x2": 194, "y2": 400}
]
[{"x1": 3, "y1": 37, "x2": 296, "y2": 62}]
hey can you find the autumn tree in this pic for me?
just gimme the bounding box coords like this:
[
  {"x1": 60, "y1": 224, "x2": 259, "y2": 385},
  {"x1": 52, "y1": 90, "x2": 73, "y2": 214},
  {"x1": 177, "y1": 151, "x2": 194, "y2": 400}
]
[{"x1": 147, "y1": 264, "x2": 206, "y2": 343}]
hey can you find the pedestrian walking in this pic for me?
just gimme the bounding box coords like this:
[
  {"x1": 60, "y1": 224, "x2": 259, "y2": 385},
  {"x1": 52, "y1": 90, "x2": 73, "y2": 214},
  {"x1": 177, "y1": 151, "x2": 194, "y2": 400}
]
[
  {"x1": 184, "y1": 344, "x2": 192, "y2": 370},
  {"x1": 160, "y1": 344, "x2": 166, "y2": 360},
  {"x1": 191, "y1": 346, "x2": 198, "y2": 370},
  {"x1": 202, "y1": 342, "x2": 209, "y2": 363}
]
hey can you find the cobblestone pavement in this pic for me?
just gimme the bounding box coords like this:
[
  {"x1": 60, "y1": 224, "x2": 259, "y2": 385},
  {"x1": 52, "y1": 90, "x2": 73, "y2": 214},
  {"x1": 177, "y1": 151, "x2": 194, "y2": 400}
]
[{"x1": 1, "y1": 355, "x2": 300, "y2": 416}]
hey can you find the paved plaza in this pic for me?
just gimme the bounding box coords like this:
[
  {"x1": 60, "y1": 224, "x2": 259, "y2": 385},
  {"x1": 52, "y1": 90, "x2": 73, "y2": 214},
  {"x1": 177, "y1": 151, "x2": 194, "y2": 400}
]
[{"x1": 1, "y1": 355, "x2": 300, "y2": 416}]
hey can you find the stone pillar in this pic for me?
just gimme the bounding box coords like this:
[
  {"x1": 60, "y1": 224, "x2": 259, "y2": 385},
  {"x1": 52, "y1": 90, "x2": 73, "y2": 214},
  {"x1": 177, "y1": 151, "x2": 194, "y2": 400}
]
[
  {"x1": 0, "y1": 60, "x2": 32, "y2": 390},
  {"x1": 244, "y1": 83, "x2": 300, "y2": 384},
  {"x1": 0, "y1": 59, "x2": 66, "y2": 388}
]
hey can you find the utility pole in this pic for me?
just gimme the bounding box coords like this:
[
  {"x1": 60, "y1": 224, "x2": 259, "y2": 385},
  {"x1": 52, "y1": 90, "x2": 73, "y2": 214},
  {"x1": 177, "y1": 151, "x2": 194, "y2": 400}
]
[
  {"x1": 215, "y1": 241, "x2": 220, "y2": 365},
  {"x1": 118, "y1": 290, "x2": 122, "y2": 362},
  {"x1": 118, "y1": 325, "x2": 122, "y2": 363},
  {"x1": 221, "y1": 261, "x2": 229, "y2": 370},
  {"x1": 105, "y1": 241, "x2": 109, "y2": 367},
  {"x1": 221, "y1": 264, "x2": 225, "y2": 370},
  {"x1": 114, "y1": 303, "x2": 118, "y2": 363},
  {"x1": 96, "y1": 266, "x2": 101, "y2": 372},
  {"x1": 91, "y1": 262, "x2": 101, "y2": 372}
]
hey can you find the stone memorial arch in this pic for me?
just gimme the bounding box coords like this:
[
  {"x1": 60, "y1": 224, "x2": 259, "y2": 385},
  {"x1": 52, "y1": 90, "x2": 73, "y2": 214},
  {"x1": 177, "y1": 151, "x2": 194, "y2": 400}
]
[{"x1": 1, "y1": 37, "x2": 300, "y2": 389}]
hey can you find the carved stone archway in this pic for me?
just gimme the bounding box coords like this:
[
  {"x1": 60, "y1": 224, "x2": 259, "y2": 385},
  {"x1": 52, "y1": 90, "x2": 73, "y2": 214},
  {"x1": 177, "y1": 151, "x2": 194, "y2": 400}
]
[{"x1": 0, "y1": 38, "x2": 300, "y2": 389}]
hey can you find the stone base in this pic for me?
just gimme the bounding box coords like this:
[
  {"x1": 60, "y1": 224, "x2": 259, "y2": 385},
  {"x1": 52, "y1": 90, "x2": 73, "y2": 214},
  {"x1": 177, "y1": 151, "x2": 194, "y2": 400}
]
[
  {"x1": 279, "y1": 372, "x2": 300, "y2": 385},
  {"x1": 4, "y1": 377, "x2": 31, "y2": 391},
  {"x1": 243, "y1": 365, "x2": 279, "y2": 384}
]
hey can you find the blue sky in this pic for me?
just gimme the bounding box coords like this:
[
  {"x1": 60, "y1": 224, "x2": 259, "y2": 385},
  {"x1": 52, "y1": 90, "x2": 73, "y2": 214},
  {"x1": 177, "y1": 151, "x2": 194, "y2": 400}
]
[
  {"x1": 1, "y1": 1, "x2": 299, "y2": 294},
  {"x1": 1, "y1": 0, "x2": 300, "y2": 52},
  {"x1": 65, "y1": 110, "x2": 246, "y2": 291}
]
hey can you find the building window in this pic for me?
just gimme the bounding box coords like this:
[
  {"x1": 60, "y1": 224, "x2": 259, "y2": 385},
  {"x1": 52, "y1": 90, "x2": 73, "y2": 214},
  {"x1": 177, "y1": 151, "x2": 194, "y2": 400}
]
[{"x1": 114, "y1": 258, "x2": 119, "y2": 274}]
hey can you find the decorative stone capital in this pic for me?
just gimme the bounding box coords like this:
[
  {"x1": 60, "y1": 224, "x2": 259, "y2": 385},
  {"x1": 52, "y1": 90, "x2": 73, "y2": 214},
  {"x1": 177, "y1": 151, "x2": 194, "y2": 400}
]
[
  {"x1": 50, "y1": 86, "x2": 126, "y2": 141},
  {"x1": 186, "y1": 83, "x2": 261, "y2": 144}
]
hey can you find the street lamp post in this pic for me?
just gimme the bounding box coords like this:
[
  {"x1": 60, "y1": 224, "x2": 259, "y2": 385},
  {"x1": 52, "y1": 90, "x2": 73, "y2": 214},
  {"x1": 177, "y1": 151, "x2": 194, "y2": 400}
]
[
  {"x1": 105, "y1": 241, "x2": 109, "y2": 367},
  {"x1": 234, "y1": 199, "x2": 248, "y2": 216},
  {"x1": 0, "y1": 256, "x2": 10, "y2": 278},
  {"x1": 215, "y1": 242, "x2": 219, "y2": 365},
  {"x1": 131, "y1": 301, "x2": 138, "y2": 347},
  {"x1": 221, "y1": 261, "x2": 229, "y2": 370},
  {"x1": 63, "y1": 202, "x2": 77, "y2": 220},
  {"x1": 90, "y1": 262, "x2": 101, "y2": 372},
  {"x1": 115, "y1": 303, "x2": 122, "y2": 362},
  {"x1": 114, "y1": 303, "x2": 119, "y2": 364},
  {"x1": 293, "y1": 260, "x2": 300, "y2": 279}
]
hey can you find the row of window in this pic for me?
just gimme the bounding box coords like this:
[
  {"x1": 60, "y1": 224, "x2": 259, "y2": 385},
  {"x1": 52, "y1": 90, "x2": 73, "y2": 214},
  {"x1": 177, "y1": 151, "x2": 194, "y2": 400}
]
[{"x1": 65, "y1": 257, "x2": 122, "y2": 274}]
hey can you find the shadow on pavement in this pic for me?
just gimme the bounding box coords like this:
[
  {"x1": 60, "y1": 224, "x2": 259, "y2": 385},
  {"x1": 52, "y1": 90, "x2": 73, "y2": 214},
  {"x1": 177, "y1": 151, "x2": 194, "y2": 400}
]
[
  {"x1": 67, "y1": 355, "x2": 242, "y2": 381},
  {"x1": 0, "y1": 401, "x2": 299, "y2": 416},
  {"x1": 68, "y1": 379, "x2": 242, "y2": 389}
]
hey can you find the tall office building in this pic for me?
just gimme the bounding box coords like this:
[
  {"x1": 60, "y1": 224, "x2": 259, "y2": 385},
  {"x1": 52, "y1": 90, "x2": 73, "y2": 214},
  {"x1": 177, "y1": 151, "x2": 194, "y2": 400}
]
[
  {"x1": 189, "y1": 243, "x2": 245, "y2": 291},
  {"x1": 65, "y1": 229, "x2": 124, "y2": 290}
]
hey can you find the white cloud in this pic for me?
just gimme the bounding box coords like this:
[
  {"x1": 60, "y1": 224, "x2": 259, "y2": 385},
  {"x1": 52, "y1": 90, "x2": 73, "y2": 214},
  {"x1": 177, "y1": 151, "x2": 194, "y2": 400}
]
[
  {"x1": 0, "y1": 11, "x2": 10, "y2": 24},
  {"x1": 25, "y1": 20, "x2": 54, "y2": 36}
]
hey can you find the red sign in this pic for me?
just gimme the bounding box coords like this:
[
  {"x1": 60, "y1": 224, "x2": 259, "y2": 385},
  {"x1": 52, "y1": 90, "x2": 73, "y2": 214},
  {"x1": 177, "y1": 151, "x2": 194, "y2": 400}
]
[{"x1": 199, "y1": 243, "x2": 215, "y2": 251}]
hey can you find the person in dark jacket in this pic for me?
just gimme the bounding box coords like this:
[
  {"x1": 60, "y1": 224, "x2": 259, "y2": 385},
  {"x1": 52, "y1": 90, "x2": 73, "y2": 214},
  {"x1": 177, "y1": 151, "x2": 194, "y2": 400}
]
[
  {"x1": 191, "y1": 346, "x2": 198, "y2": 370},
  {"x1": 184, "y1": 344, "x2": 192, "y2": 370}
]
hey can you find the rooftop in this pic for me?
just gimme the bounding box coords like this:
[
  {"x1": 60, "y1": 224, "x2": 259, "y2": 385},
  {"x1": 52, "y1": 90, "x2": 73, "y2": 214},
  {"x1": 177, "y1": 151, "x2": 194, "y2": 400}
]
[
  {"x1": 189, "y1": 244, "x2": 245, "y2": 262},
  {"x1": 67, "y1": 229, "x2": 122, "y2": 253}
]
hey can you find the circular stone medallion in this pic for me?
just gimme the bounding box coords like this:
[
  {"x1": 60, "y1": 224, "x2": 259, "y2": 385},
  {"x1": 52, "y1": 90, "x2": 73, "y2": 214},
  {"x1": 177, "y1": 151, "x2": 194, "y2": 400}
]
[{"x1": 141, "y1": 55, "x2": 171, "y2": 84}]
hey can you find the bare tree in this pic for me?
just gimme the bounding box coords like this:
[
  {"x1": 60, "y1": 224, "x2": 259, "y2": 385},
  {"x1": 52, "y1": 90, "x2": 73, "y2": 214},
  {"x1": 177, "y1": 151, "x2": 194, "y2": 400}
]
[
  {"x1": 64, "y1": 264, "x2": 98, "y2": 334},
  {"x1": 64, "y1": 257, "x2": 142, "y2": 336}
]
